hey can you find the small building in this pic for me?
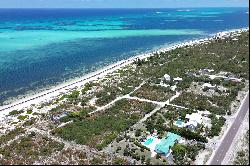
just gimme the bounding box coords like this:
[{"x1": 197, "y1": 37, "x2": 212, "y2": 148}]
[
  {"x1": 203, "y1": 68, "x2": 215, "y2": 73},
  {"x1": 173, "y1": 77, "x2": 183, "y2": 83},
  {"x1": 186, "y1": 122, "x2": 198, "y2": 131},
  {"x1": 185, "y1": 113, "x2": 202, "y2": 129},
  {"x1": 164, "y1": 74, "x2": 171, "y2": 82},
  {"x1": 227, "y1": 77, "x2": 242, "y2": 83},
  {"x1": 51, "y1": 116, "x2": 59, "y2": 123},
  {"x1": 199, "y1": 68, "x2": 214, "y2": 75},
  {"x1": 202, "y1": 83, "x2": 217, "y2": 90},
  {"x1": 209, "y1": 74, "x2": 227, "y2": 80},
  {"x1": 51, "y1": 112, "x2": 68, "y2": 123}
]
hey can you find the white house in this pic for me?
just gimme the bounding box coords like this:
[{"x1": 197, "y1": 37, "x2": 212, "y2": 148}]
[
  {"x1": 202, "y1": 83, "x2": 217, "y2": 90},
  {"x1": 164, "y1": 74, "x2": 171, "y2": 82},
  {"x1": 208, "y1": 75, "x2": 226, "y2": 80},
  {"x1": 185, "y1": 113, "x2": 203, "y2": 128},
  {"x1": 170, "y1": 85, "x2": 177, "y2": 91},
  {"x1": 203, "y1": 68, "x2": 214, "y2": 73},
  {"x1": 173, "y1": 77, "x2": 183, "y2": 82},
  {"x1": 199, "y1": 68, "x2": 215, "y2": 75},
  {"x1": 227, "y1": 77, "x2": 242, "y2": 83}
]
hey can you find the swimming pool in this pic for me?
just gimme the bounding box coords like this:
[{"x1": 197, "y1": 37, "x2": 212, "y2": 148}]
[
  {"x1": 144, "y1": 138, "x2": 154, "y2": 146},
  {"x1": 176, "y1": 119, "x2": 184, "y2": 125}
]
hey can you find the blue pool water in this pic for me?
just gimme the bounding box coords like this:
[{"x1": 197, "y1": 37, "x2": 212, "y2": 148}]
[
  {"x1": 176, "y1": 119, "x2": 184, "y2": 125},
  {"x1": 144, "y1": 138, "x2": 154, "y2": 146},
  {"x1": 0, "y1": 8, "x2": 249, "y2": 105}
]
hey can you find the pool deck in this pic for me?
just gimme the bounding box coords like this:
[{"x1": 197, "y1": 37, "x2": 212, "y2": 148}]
[
  {"x1": 141, "y1": 132, "x2": 181, "y2": 157},
  {"x1": 142, "y1": 135, "x2": 161, "y2": 157}
]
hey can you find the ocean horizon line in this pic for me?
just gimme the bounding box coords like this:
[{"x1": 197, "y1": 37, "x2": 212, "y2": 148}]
[{"x1": 0, "y1": 7, "x2": 248, "y2": 9}]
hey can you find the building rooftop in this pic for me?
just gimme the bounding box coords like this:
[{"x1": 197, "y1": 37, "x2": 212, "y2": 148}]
[
  {"x1": 155, "y1": 132, "x2": 181, "y2": 155},
  {"x1": 202, "y1": 83, "x2": 216, "y2": 89},
  {"x1": 164, "y1": 74, "x2": 171, "y2": 81},
  {"x1": 185, "y1": 112, "x2": 203, "y2": 124},
  {"x1": 173, "y1": 77, "x2": 183, "y2": 81}
]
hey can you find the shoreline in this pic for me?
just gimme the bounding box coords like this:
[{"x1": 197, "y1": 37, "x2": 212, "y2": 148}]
[{"x1": 0, "y1": 27, "x2": 249, "y2": 117}]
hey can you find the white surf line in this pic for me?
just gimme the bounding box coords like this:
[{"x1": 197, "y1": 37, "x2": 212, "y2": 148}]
[{"x1": 0, "y1": 28, "x2": 248, "y2": 118}]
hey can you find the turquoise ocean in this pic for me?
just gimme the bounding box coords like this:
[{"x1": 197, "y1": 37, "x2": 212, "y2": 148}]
[{"x1": 0, "y1": 8, "x2": 249, "y2": 105}]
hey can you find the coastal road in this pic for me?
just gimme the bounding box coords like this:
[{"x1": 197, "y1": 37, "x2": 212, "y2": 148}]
[{"x1": 210, "y1": 92, "x2": 249, "y2": 165}]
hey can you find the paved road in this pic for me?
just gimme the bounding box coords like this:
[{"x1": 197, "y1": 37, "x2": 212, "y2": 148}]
[{"x1": 210, "y1": 92, "x2": 249, "y2": 165}]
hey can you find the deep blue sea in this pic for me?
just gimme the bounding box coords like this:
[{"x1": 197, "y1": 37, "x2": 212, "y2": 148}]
[{"x1": 0, "y1": 8, "x2": 249, "y2": 105}]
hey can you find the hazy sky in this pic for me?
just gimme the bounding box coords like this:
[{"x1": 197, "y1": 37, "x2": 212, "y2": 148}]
[{"x1": 0, "y1": 0, "x2": 249, "y2": 8}]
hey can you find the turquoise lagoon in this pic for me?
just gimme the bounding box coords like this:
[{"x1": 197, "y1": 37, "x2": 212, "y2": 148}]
[{"x1": 0, "y1": 8, "x2": 248, "y2": 105}]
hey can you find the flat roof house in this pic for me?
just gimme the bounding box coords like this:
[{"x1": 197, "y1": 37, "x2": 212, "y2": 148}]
[
  {"x1": 164, "y1": 74, "x2": 171, "y2": 82},
  {"x1": 155, "y1": 132, "x2": 181, "y2": 156},
  {"x1": 185, "y1": 113, "x2": 203, "y2": 129},
  {"x1": 202, "y1": 83, "x2": 217, "y2": 90}
]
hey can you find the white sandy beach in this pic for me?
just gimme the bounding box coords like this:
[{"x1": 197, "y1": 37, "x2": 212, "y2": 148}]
[{"x1": 0, "y1": 27, "x2": 248, "y2": 119}]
